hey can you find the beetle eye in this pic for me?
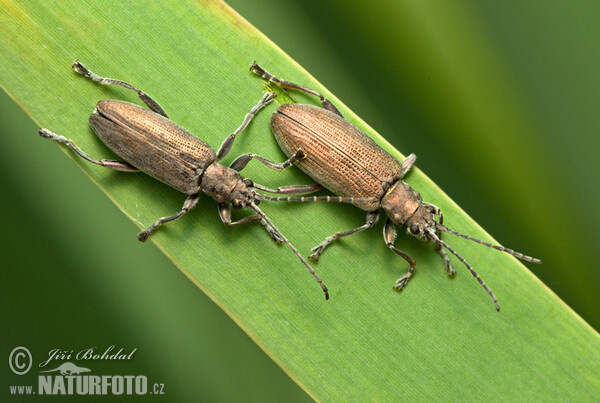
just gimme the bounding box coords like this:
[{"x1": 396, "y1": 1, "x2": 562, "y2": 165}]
[
  {"x1": 409, "y1": 225, "x2": 420, "y2": 235},
  {"x1": 243, "y1": 178, "x2": 253, "y2": 187}
]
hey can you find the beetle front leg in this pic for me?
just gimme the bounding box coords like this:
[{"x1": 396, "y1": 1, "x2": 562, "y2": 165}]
[
  {"x1": 383, "y1": 219, "x2": 417, "y2": 290},
  {"x1": 309, "y1": 211, "x2": 379, "y2": 261},
  {"x1": 39, "y1": 129, "x2": 139, "y2": 172},
  {"x1": 72, "y1": 61, "x2": 169, "y2": 118},
  {"x1": 216, "y1": 92, "x2": 276, "y2": 161},
  {"x1": 435, "y1": 241, "x2": 454, "y2": 276},
  {"x1": 250, "y1": 62, "x2": 343, "y2": 117},
  {"x1": 218, "y1": 203, "x2": 282, "y2": 244},
  {"x1": 229, "y1": 148, "x2": 306, "y2": 172},
  {"x1": 138, "y1": 194, "x2": 199, "y2": 242},
  {"x1": 424, "y1": 203, "x2": 455, "y2": 276}
]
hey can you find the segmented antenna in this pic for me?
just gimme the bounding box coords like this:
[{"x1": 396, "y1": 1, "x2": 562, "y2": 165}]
[
  {"x1": 249, "y1": 202, "x2": 329, "y2": 299},
  {"x1": 428, "y1": 231, "x2": 500, "y2": 311},
  {"x1": 437, "y1": 224, "x2": 542, "y2": 264},
  {"x1": 256, "y1": 194, "x2": 377, "y2": 204}
]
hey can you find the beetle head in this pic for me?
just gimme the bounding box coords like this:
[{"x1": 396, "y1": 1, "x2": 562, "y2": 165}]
[
  {"x1": 229, "y1": 177, "x2": 257, "y2": 209},
  {"x1": 381, "y1": 181, "x2": 435, "y2": 239},
  {"x1": 404, "y1": 204, "x2": 439, "y2": 241}
]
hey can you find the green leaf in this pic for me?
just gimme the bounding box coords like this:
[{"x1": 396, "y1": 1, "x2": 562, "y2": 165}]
[{"x1": 1, "y1": 0, "x2": 598, "y2": 400}]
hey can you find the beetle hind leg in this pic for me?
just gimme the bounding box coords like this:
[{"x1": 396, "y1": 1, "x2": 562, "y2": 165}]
[
  {"x1": 72, "y1": 61, "x2": 169, "y2": 118},
  {"x1": 250, "y1": 62, "x2": 343, "y2": 117},
  {"x1": 39, "y1": 129, "x2": 139, "y2": 172}
]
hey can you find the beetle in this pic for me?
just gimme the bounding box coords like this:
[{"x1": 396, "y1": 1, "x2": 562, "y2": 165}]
[
  {"x1": 250, "y1": 62, "x2": 542, "y2": 310},
  {"x1": 39, "y1": 61, "x2": 340, "y2": 299}
]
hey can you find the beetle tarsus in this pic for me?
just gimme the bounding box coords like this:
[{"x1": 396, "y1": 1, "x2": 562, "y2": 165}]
[
  {"x1": 137, "y1": 230, "x2": 150, "y2": 242},
  {"x1": 72, "y1": 60, "x2": 90, "y2": 77},
  {"x1": 393, "y1": 270, "x2": 414, "y2": 291},
  {"x1": 308, "y1": 243, "x2": 327, "y2": 261}
]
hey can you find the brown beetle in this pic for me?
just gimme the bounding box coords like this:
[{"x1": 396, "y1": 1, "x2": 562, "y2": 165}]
[
  {"x1": 251, "y1": 62, "x2": 541, "y2": 310},
  {"x1": 39, "y1": 61, "x2": 335, "y2": 298}
]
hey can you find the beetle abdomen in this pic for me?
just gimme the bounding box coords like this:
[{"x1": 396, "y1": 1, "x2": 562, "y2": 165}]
[
  {"x1": 90, "y1": 100, "x2": 216, "y2": 194},
  {"x1": 271, "y1": 104, "x2": 402, "y2": 211}
]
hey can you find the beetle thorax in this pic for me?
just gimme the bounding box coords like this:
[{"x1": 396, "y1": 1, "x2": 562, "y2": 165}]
[
  {"x1": 381, "y1": 181, "x2": 422, "y2": 225},
  {"x1": 381, "y1": 181, "x2": 436, "y2": 240},
  {"x1": 201, "y1": 163, "x2": 253, "y2": 206}
]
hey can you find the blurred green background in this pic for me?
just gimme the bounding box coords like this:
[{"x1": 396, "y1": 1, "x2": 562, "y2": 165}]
[{"x1": 1, "y1": 0, "x2": 598, "y2": 401}]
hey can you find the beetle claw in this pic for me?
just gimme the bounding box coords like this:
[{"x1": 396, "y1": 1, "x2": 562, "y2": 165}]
[
  {"x1": 393, "y1": 273, "x2": 412, "y2": 291},
  {"x1": 309, "y1": 244, "x2": 326, "y2": 261}
]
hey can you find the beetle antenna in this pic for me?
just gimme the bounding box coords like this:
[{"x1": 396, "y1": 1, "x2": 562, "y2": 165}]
[
  {"x1": 428, "y1": 231, "x2": 500, "y2": 311},
  {"x1": 436, "y1": 224, "x2": 541, "y2": 264},
  {"x1": 249, "y1": 202, "x2": 329, "y2": 300},
  {"x1": 255, "y1": 194, "x2": 377, "y2": 204}
]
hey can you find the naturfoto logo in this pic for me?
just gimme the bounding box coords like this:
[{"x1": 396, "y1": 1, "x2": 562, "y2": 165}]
[
  {"x1": 40, "y1": 362, "x2": 91, "y2": 375},
  {"x1": 8, "y1": 345, "x2": 165, "y2": 397},
  {"x1": 38, "y1": 362, "x2": 148, "y2": 396}
]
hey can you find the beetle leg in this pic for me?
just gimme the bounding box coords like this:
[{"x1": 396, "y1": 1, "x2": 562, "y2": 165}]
[
  {"x1": 72, "y1": 61, "x2": 169, "y2": 118},
  {"x1": 216, "y1": 92, "x2": 276, "y2": 161},
  {"x1": 253, "y1": 183, "x2": 323, "y2": 195},
  {"x1": 383, "y1": 219, "x2": 417, "y2": 290},
  {"x1": 309, "y1": 211, "x2": 379, "y2": 261},
  {"x1": 229, "y1": 148, "x2": 305, "y2": 172},
  {"x1": 250, "y1": 62, "x2": 343, "y2": 117},
  {"x1": 39, "y1": 129, "x2": 139, "y2": 172},
  {"x1": 400, "y1": 153, "x2": 417, "y2": 178},
  {"x1": 423, "y1": 203, "x2": 455, "y2": 276},
  {"x1": 218, "y1": 203, "x2": 282, "y2": 244},
  {"x1": 138, "y1": 194, "x2": 199, "y2": 242}
]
